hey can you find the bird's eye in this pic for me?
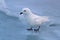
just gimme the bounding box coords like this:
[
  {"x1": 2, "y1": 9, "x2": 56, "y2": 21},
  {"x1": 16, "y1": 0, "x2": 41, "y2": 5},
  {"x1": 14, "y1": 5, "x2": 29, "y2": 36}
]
[{"x1": 24, "y1": 10, "x2": 26, "y2": 12}]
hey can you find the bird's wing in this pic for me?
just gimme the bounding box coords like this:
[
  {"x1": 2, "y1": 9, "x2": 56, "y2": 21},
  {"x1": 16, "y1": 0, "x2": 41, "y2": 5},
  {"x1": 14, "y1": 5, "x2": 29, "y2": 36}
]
[
  {"x1": 29, "y1": 13, "x2": 49, "y2": 25},
  {"x1": 33, "y1": 15, "x2": 49, "y2": 23}
]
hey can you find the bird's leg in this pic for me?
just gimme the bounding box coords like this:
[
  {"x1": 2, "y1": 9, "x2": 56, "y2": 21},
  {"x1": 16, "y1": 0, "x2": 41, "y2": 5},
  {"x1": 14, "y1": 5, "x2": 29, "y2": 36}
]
[
  {"x1": 27, "y1": 27, "x2": 33, "y2": 31},
  {"x1": 34, "y1": 26, "x2": 40, "y2": 32}
]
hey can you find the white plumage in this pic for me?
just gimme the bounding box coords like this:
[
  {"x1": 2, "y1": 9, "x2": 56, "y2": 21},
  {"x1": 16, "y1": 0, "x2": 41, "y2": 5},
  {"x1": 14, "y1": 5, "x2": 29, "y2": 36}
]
[{"x1": 20, "y1": 8, "x2": 49, "y2": 31}]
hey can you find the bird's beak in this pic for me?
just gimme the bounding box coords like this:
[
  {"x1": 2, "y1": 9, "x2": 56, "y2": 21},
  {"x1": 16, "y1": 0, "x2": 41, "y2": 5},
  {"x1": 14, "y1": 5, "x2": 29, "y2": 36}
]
[{"x1": 20, "y1": 12, "x2": 23, "y2": 15}]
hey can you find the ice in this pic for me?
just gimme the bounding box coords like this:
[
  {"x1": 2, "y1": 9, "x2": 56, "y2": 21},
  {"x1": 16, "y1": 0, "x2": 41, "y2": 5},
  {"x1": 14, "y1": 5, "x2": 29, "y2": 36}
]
[
  {"x1": 0, "y1": 0, "x2": 19, "y2": 17},
  {"x1": 0, "y1": 0, "x2": 60, "y2": 40}
]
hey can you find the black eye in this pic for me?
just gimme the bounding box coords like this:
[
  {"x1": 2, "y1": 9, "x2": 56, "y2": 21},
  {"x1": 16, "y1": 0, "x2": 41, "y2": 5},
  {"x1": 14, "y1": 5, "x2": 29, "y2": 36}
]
[{"x1": 24, "y1": 10, "x2": 26, "y2": 12}]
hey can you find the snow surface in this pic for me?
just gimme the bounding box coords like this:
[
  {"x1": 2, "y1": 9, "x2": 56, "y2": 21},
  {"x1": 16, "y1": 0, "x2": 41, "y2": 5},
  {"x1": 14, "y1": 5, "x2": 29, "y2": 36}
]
[{"x1": 0, "y1": 0, "x2": 60, "y2": 40}]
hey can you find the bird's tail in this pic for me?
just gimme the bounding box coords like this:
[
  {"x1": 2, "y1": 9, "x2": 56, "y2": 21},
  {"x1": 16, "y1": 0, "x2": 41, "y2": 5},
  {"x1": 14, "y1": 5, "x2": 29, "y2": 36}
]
[{"x1": 43, "y1": 16, "x2": 50, "y2": 22}]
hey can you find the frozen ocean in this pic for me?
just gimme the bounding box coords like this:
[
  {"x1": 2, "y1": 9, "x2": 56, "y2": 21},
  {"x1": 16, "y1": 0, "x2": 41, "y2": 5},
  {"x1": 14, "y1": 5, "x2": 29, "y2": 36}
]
[{"x1": 0, "y1": 0, "x2": 60, "y2": 40}]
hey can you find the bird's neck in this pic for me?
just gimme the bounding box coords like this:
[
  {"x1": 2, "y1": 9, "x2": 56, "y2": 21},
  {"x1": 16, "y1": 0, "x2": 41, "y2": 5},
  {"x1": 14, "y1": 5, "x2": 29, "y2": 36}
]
[{"x1": 24, "y1": 12, "x2": 32, "y2": 17}]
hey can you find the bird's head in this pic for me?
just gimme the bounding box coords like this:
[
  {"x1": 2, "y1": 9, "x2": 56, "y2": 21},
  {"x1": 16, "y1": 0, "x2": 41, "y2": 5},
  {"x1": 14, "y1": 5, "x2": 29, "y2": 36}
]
[{"x1": 20, "y1": 8, "x2": 32, "y2": 15}]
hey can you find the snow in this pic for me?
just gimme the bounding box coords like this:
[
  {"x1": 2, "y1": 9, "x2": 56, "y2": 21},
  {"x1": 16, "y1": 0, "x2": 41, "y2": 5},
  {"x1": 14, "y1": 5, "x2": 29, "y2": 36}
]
[
  {"x1": 0, "y1": 0, "x2": 19, "y2": 17},
  {"x1": 0, "y1": 0, "x2": 60, "y2": 40}
]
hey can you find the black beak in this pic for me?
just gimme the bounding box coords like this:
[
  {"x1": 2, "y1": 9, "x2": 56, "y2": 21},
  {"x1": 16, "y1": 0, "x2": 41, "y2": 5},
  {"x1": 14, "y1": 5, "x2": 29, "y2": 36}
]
[{"x1": 20, "y1": 12, "x2": 23, "y2": 15}]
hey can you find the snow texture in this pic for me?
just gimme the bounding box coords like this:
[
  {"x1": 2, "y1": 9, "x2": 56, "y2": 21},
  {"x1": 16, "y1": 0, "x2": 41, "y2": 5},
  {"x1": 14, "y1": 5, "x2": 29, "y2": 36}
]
[{"x1": 0, "y1": 0, "x2": 60, "y2": 40}]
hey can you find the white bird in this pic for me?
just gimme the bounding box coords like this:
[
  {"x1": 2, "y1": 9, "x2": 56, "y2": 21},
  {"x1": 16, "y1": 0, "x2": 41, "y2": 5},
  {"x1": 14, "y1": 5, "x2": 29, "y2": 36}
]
[{"x1": 20, "y1": 8, "x2": 49, "y2": 31}]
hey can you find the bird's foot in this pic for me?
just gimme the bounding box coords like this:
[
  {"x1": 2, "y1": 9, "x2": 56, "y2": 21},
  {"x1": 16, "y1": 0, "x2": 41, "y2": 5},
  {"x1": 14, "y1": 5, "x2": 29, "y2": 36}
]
[
  {"x1": 34, "y1": 28, "x2": 40, "y2": 32},
  {"x1": 26, "y1": 27, "x2": 33, "y2": 31},
  {"x1": 34, "y1": 26, "x2": 40, "y2": 32}
]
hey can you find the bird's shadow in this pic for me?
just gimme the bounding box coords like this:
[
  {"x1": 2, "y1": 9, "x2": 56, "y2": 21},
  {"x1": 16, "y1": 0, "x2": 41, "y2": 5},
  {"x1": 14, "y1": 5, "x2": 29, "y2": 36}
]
[
  {"x1": 26, "y1": 35, "x2": 39, "y2": 40},
  {"x1": 49, "y1": 24, "x2": 60, "y2": 27}
]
